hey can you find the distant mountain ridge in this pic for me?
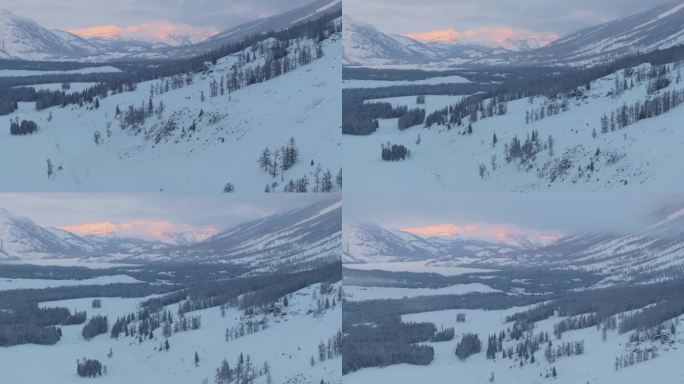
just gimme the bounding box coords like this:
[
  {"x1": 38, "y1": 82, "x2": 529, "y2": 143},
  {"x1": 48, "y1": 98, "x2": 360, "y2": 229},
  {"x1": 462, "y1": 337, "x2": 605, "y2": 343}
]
[
  {"x1": 345, "y1": 206, "x2": 684, "y2": 280},
  {"x1": 0, "y1": 197, "x2": 341, "y2": 271},
  {"x1": 0, "y1": 0, "x2": 341, "y2": 62},
  {"x1": 342, "y1": 222, "x2": 519, "y2": 264},
  {"x1": 343, "y1": 1, "x2": 684, "y2": 67}
]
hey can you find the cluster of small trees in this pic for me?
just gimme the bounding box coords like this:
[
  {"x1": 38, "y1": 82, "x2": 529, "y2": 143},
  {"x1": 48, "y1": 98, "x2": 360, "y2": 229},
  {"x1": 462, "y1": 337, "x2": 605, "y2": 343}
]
[
  {"x1": 315, "y1": 330, "x2": 342, "y2": 363},
  {"x1": 614, "y1": 347, "x2": 658, "y2": 370},
  {"x1": 225, "y1": 317, "x2": 269, "y2": 342},
  {"x1": 76, "y1": 358, "x2": 104, "y2": 377},
  {"x1": 9, "y1": 118, "x2": 38, "y2": 135},
  {"x1": 423, "y1": 96, "x2": 508, "y2": 129},
  {"x1": 110, "y1": 313, "x2": 137, "y2": 339},
  {"x1": 257, "y1": 138, "x2": 299, "y2": 178},
  {"x1": 525, "y1": 97, "x2": 569, "y2": 124},
  {"x1": 455, "y1": 333, "x2": 481, "y2": 360},
  {"x1": 553, "y1": 313, "x2": 599, "y2": 339},
  {"x1": 117, "y1": 97, "x2": 166, "y2": 130},
  {"x1": 599, "y1": 88, "x2": 684, "y2": 134},
  {"x1": 628, "y1": 322, "x2": 676, "y2": 344},
  {"x1": 381, "y1": 142, "x2": 410, "y2": 161},
  {"x1": 214, "y1": 353, "x2": 268, "y2": 384},
  {"x1": 504, "y1": 131, "x2": 554, "y2": 164},
  {"x1": 82, "y1": 315, "x2": 108, "y2": 340},
  {"x1": 485, "y1": 333, "x2": 505, "y2": 359},
  {"x1": 543, "y1": 340, "x2": 584, "y2": 363},
  {"x1": 397, "y1": 108, "x2": 426, "y2": 130}
]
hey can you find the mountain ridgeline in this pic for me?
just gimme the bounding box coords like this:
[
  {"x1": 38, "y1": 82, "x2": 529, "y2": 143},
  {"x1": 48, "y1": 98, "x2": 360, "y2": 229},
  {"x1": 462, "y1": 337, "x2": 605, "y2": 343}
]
[{"x1": 0, "y1": 196, "x2": 341, "y2": 272}]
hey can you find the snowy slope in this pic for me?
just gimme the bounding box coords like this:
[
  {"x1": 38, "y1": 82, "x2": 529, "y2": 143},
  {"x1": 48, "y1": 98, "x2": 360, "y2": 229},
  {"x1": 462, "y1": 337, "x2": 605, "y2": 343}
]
[
  {"x1": 0, "y1": 208, "x2": 94, "y2": 260},
  {"x1": 0, "y1": 26, "x2": 341, "y2": 192},
  {"x1": 519, "y1": 1, "x2": 684, "y2": 66},
  {"x1": 0, "y1": 9, "x2": 90, "y2": 60},
  {"x1": 153, "y1": 196, "x2": 341, "y2": 270},
  {"x1": 345, "y1": 62, "x2": 684, "y2": 193},
  {"x1": 0, "y1": 282, "x2": 341, "y2": 384}
]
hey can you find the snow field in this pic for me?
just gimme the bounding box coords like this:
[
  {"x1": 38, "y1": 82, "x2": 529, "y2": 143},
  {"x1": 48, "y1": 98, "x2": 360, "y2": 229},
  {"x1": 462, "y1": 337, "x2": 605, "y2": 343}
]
[{"x1": 345, "y1": 62, "x2": 684, "y2": 193}]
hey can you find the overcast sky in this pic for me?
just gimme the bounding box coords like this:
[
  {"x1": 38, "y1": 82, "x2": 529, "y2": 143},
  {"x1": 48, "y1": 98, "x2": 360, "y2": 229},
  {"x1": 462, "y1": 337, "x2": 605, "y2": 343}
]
[
  {"x1": 345, "y1": 0, "x2": 677, "y2": 41},
  {"x1": 4, "y1": 0, "x2": 316, "y2": 42},
  {"x1": 345, "y1": 193, "x2": 684, "y2": 243},
  {"x1": 0, "y1": 194, "x2": 329, "y2": 240}
]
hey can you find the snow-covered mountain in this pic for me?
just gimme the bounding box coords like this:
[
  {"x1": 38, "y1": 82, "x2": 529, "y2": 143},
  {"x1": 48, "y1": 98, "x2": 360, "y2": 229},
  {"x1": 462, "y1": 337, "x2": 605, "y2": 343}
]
[
  {"x1": 0, "y1": 0, "x2": 341, "y2": 61},
  {"x1": 519, "y1": 208, "x2": 684, "y2": 278},
  {"x1": 0, "y1": 9, "x2": 164, "y2": 61},
  {"x1": 157, "y1": 196, "x2": 342, "y2": 270},
  {"x1": 344, "y1": 2, "x2": 684, "y2": 67},
  {"x1": 342, "y1": 15, "x2": 504, "y2": 67},
  {"x1": 519, "y1": 1, "x2": 684, "y2": 66},
  {"x1": 342, "y1": 222, "x2": 517, "y2": 264},
  {"x1": 0, "y1": 208, "x2": 94, "y2": 259},
  {"x1": 0, "y1": 208, "x2": 175, "y2": 260},
  {"x1": 0, "y1": 9, "x2": 91, "y2": 60},
  {"x1": 0, "y1": 197, "x2": 341, "y2": 270},
  {"x1": 345, "y1": 204, "x2": 684, "y2": 280}
]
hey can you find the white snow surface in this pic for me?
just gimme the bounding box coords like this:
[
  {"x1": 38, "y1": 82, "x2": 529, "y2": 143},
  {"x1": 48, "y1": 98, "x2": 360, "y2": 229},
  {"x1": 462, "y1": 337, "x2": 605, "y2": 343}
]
[
  {"x1": 0, "y1": 274, "x2": 141, "y2": 291},
  {"x1": 344, "y1": 261, "x2": 494, "y2": 276},
  {"x1": 344, "y1": 283, "x2": 499, "y2": 301},
  {"x1": 0, "y1": 66, "x2": 122, "y2": 77},
  {"x1": 343, "y1": 75, "x2": 470, "y2": 89}
]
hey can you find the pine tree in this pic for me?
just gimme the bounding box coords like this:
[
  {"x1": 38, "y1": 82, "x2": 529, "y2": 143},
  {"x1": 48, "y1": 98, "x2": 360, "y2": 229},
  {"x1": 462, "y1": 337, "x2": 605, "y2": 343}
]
[{"x1": 195, "y1": 351, "x2": 200, "y2": 367}]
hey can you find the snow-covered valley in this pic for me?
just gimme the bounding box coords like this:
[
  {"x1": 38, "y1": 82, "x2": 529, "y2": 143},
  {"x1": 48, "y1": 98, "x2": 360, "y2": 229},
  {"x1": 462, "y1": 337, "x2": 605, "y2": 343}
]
[{"x1": 344, "y1": 61, "x2": 684, "y2": 193}]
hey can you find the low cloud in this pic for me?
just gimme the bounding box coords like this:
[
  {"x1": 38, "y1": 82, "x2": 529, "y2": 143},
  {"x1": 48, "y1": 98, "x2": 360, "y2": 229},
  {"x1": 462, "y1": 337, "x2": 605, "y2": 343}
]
[
  {"x1": 67, "y1": 21, "x2": 218, "y2": 44},
  {"x1": 61, "y1": 219, "x2": 217, "y2": 243},
  {"x1": 404, "y1": 26, "x2": 559, "y2": 48},
  {"x1": 401, "y1": 222, "x2": 563, "y2": 246}
]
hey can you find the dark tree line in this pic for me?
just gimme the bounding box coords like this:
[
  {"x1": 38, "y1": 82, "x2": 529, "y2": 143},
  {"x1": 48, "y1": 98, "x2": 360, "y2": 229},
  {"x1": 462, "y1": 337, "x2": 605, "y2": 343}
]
[
  {"x1": 9, "y1": 118, "x2": 38, "y2": 135},
  {"x1": 0, "y1": 306, "x2": 86, "y2": 346},
  {"x1": 599, "y1": 88, "x2": 684, "y2": 133},
  {"x1": 381, "y1": 143, "x2": 410, "y2": 161},
  {"x1": 76, "y1": 358, "x2": 103, "y2": 377},
  {"x1": 397, "y1": 108, "x2": 425, "y2": 130},
  {"x1": 342, "y1": 318, "x2": 435, "y2": 374},
  {"x1": 342, "y1": 101, "x2": 408, "y2": 135}
]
